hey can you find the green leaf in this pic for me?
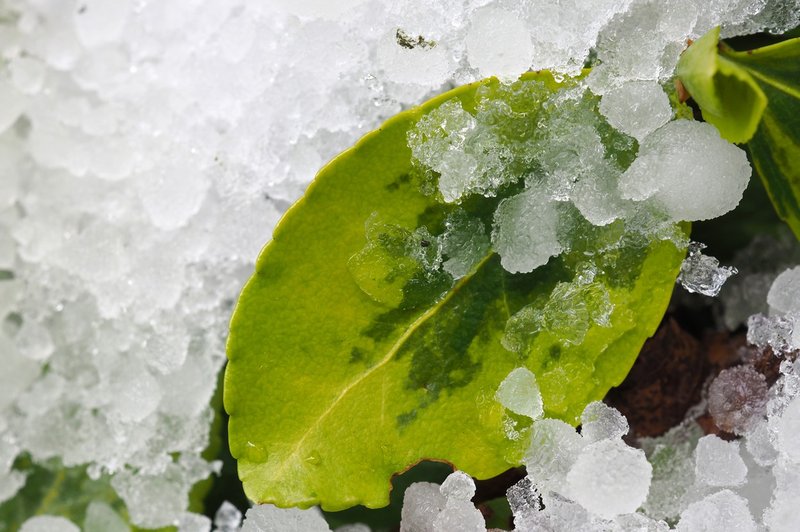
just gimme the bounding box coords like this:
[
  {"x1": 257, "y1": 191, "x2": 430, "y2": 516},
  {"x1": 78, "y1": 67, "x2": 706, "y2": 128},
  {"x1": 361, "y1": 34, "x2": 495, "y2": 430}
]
[
  {"x1": 676, "y1": 27, "x2": 767, "y2": 144},
  {"x1": 225, "y1": 72, "x2": 687, "y2": 511},
  {"x1": 677, "y1": 28, "x2": 800, "y2": 239}
]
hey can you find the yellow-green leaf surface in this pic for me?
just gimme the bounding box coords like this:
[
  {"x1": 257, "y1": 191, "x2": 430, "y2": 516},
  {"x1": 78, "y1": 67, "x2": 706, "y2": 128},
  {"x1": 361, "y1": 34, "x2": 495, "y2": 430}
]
[
  {"x1": 678, "y1": 28, "x2": 800, "y2": 238},
  {"x1": 677, "y1": 27, "x2": 767, "y2": 144},
  {"x1": 225, "y1": 72, "x2": 686, "y2": 511}
]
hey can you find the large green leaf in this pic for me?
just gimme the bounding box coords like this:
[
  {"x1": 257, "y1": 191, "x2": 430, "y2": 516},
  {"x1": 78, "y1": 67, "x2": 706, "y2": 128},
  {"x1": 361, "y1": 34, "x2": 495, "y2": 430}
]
[
  {"x1": 225, "y1": 72, "x2": 686, "y2": 511},
  {"x1": 677, "y1": 28, "x2": 800, "y2": 238}
]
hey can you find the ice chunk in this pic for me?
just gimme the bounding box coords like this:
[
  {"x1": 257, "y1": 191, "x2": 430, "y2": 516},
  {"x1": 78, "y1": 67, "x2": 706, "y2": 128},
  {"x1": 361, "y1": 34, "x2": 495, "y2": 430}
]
[
  {"x1": 214, "y1": 501, "x2": 243, "y2": 532},
  {"x1": 565, "y1": 439, "x2": 652, "y2": 518},
  {"x1": 492, "y1": 188, "x2": 562, "y2": 274},
  {"x1": 778, "y1": 395, "x2": 800, "y2": 462},
  {"x1": 495, "y1": 367, "x2": 544, "y2": 420},
  {"x1": 440, "y1": 211, "x2": 490, "y2": 279},
  {"x1": 747, "y1": 313, "x2": 795, "y2": 354},
  {"x1": 694, "y1": 435, "x2": 748, "y2": 487},
  {"x1": 580, "y1": 401, "x2": 629, "y2": 443},
  {"x1": 768, "y1": 266, "x2": 800, "y2": 316},
  {"x1": 675, "y1": 490, "x2": 756, "y2": 532},
  {"x1": 440, "y1": 471, "x2": 476, "y2": 501},
  {"x1": 241, "y1": 504, "x2": 331, "y2": 532},
  {"x1": 599, "y1": 81, "x2": 672, "y2": 141},
  {"x1": 619, "y1": 120, "x2": 751, "y2": 221},
  {"x1": 523, "y1": 418, "x2": 586, "y2": 494},
  {"x1": 590, "y1": 1, "x2": 697, "y2": 92},
  {"x1": 678, "y1": 242, "x2": 738, "y2": 297},
  {"x1": 465, "y1": 7, "x2": 532, "y2": 82},
  {"x1": 708, "y1": 366, "x2": 768, "y2": 434},
  {"x1": 400, "y1": 482, "x2": 447, "y2": 532},
  {"x1": 506, "y1": 476, "x2": 542, "y2": 519},
  {"x1": 84, "y1": 501, "x2": 130, "y2": 532},
  {"x1": 432, "y1": 499, "x2": 485, "y2": 532},
  {"x1": 503, "y1": 268, "x2": 612, "y2": 350},
  {"x1": 408, "y1": 100, "x2": 511, "y2": 202},
  {"x1": 19, "y1": 516, "x2": 80, "y2": 532}
]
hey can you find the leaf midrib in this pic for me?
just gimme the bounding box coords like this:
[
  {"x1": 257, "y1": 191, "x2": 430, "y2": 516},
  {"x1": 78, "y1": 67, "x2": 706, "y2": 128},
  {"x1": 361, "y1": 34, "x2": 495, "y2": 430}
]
[{"x1": 267, "y1": 251, "x2": 497, "y2": 481}]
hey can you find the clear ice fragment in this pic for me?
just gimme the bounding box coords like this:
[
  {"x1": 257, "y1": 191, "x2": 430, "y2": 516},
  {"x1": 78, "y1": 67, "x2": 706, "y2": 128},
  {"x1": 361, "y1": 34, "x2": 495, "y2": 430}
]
[
  {"x1": 492, "y1": 188, "x2": 562, "y2": 274},
  {"x1": 678, "y1": 242, "x2": 737, "y2": 297},
  {"x1": 495, "y1": 367, "x2": 544, "y2": 420},
  {"x1": 440, "y1": 211, "x2": 490, "y2": 279},
  {"x1": 747, "y1": 313, "x2": 795, "y2": 354},
  {"x1": 694, "y1": 435, "x2": 748, "y2": 487},
  {"x1": 580, "y1": 401, "x2": 629, "y2": 443},
  {"x1": 508, "y1": 475, "x2": 542, "y2": 513},
  {"x1": 523, "y1": 418, "x2": 586, "y2": 494}
]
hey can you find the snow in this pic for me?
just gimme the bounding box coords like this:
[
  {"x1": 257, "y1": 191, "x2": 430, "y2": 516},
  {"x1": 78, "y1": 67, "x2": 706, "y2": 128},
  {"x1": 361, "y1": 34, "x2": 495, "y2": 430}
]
[
  {"x1": 466, "y1": 7, "x2": 533, "y2": 82},
  {"x1": 0, "y1": 0, "x2": 796, "y2": 528}
]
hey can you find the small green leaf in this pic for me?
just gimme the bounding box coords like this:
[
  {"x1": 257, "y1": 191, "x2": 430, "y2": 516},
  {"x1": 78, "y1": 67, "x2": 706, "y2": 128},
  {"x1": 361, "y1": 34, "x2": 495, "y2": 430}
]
[
  {"x1": 734, "y1": 39, "x2": 800, "y2": 240},
  {"x1": 225, "y1": 73, "x2": 687, "y2": 511},
  {"x1": 676, "y1": 27, "x2": 767, "y2": 144},
  {"x1": 677, "y1": 28, "x2": 800, "y2": 239}
]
